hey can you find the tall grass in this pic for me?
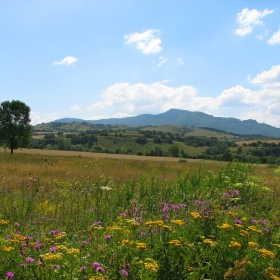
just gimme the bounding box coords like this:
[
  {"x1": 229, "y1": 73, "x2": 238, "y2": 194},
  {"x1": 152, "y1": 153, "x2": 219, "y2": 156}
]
[{"x1": 0, "y1": 153, "x2": 279, "y2": 279}]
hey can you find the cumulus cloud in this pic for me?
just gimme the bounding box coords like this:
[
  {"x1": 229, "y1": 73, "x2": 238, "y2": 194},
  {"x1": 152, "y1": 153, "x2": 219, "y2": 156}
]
[
  {"x1": 69, "y1": 105, "x2": 83, "y2": 111},
  {"x1": 234, "y1": 8, "x2": 274, "y2": 36},
  {"x1": 30, "y1": 112, "x2": 59, "y2": 125},
  {"x1": 249, "y1": 64, "x2": 280, "y2": 86},
  {"x1": 157, "y1": 57, "x2": 167, "y2": 67},
  {"x1": 53, "y1": 56, "x2": 77, "y2": 66},
  {"x1": 124, "y1": 29, "x2": 162, "y2": 54},
  {"x1": 268, "y1": 29, "x2": 280, "y2": 45},
  {"x1": 256, "y1": 30, "x2": 268, "y2": 40}
]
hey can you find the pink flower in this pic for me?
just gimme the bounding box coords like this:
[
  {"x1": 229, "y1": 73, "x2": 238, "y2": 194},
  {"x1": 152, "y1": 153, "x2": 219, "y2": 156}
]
[
  {"x1": 7, "y1": 272, "x2": 14, "y2": 279},
  {"x1": 121, "y1": 269, "x2": 129, "y2": 276}
]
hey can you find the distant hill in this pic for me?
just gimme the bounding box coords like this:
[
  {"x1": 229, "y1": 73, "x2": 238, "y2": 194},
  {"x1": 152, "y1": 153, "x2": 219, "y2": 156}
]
[{"x1": 53, "y1": 109, "x2": 280, "y2": 137}]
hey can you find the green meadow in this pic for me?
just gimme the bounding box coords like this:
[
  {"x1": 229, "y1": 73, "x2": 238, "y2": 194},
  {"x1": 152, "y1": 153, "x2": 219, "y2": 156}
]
[{"x1": 0, "y1": 151, "x2": 280, "y2": 279}]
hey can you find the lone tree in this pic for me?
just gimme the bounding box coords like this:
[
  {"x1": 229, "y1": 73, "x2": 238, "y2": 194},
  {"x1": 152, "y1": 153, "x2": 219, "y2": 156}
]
[{"x1": 0, "y1": 100, "x2": 32, "y2": 154}]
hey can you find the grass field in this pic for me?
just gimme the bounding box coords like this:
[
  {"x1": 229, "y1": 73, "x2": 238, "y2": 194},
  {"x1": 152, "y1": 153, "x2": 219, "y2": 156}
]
[{"x1": 0, "y1": 150, "x2": 280, "y2": 279}]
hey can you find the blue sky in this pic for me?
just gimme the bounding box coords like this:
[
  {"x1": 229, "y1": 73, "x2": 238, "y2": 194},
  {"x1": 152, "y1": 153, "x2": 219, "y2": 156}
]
[{"x1": 1, "y1": 1, "x2": 280, "y2": 127}]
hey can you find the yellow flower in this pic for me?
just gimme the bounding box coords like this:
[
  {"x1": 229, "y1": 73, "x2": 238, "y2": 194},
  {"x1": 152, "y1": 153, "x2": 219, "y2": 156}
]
[
  {"x1": 228, "y1": 241, "x2": 242, "y2": 249},
  {"x1": 235, "y1": 224, "x2": 243, "y2": 228},
  {"x1": 168, "y1": 240, "x2": 182, "y2": 247},
  {"x1": 0, "y1": 219, "x2": 9, "y2": 225},
  {"x1": 171, "y1": 219, "x2": 185, "y2": 226},
  {"x1": 1, "y1": 245, "x2": 15, "y2": 252},
  {"x1": 66, "y1": 248, "x2": 80, "y2": 255},
  {"x1": 89, "y1": 275, "x2": 106, "y2": 280},
  {"x1": 143, "y1": 258, "x2": 159, "y2": 273},
  {"x1": 247, "y1": 226, "x2": 258, "y2": 232},
  {"x1": 203, "y1": 239, "x2": 217, "y2": 247},
  {"x1": 40, "y1": 252, "x2": 63, "y2": 261},
  {"x1": 218, "y1": 223, "x2": 233, "y2": 230},
  {"x1": 248, "y1": 241, "x2": 259, "y2": 247},
  {"x1": 273, "y1": 244, "x2": 280, "y2": 248},
  {"x1": 125, "y1": 219, "x2": 140, "y2": 226},
  {"x1": 136, "y1": 242, "x2": 148, "y2": 250},
  {"x1": 226, "y1": 212, "x2": 236, "y2": 218},
  {"x1": 162, "y1": 225, "x2": 172, "y2": 231},
  {"x1": 190, "y1": 212, "x2": 202, "y2": 219},
  {"x1": 144, "y1": 220, "x2": 164, "y2": 227},
  {"x1": 240, "y1": 230, "x2": 250, "y2": 237},
  {"x1": 120, "y1": 239, "x2": 133, "y2": 246},
  {"x1": 257, "y1": 248, "x2": 275, "y2": 259}
]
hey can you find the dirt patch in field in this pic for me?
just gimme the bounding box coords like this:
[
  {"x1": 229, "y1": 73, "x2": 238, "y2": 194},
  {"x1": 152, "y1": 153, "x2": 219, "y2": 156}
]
[{"x1": 236, "y1": 140, "x2": 280, "y2": 145}]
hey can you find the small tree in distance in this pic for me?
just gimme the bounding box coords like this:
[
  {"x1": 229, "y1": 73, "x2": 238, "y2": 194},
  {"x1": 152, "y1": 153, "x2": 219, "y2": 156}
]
[{"x1": 0, "y1": 100, "x2": 32, "y2": 154}]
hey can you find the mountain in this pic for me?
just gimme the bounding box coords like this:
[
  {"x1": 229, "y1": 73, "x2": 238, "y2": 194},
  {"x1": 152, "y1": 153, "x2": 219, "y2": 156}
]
[{"x1": 53, "y1": 109, "x2": 280, "y2": 137}]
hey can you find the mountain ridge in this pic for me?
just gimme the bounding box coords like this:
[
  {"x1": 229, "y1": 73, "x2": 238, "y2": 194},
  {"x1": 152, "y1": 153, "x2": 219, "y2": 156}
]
[{"x1": 52, "y1": 109, "x2": 280, "y2": 137}]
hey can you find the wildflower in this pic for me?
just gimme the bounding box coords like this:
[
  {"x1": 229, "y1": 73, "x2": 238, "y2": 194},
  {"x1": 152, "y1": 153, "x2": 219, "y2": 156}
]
[
  {"x1": 263, "y1": 228, "x2": 270, "y2": 233},
  {"x1": 228, "y1": 241, "x2": 242, "y2": 249},
  {"x1": 96, "y1": 267, "x2": 104, "y2": 273},
  {"x1": 140, "y1": 231, "x2": 147, "y2": 237},
  {"x1": 136, "y1": 242, "x2": 148, "y2": 250},
  {"x1": 40, "y1": 252, "x2": 63, "y2": 261},
  {"x1": 240, "y1": 230, "x2": 250, "y2": 237},
  {"x1": 92, "y1": 262, "x2": 101, "y2": 268},
  {"x1": 125, "y1": 219, "x2": 140, "y2": 226},
  {"x1": 273, "y1": 244, "x2": 280, "y2": 248},
  {"x1": 190, "y1": 212, "x2": 202, "y2": 219},
  {"x1": 26, "y1": 257, "x2": 35, "y2": 263},
  {"x1": 49, "y1": 246, "x2": 57, "y2": 253},
  {"x1": 120, "y1": 239, "x2": 133, "y2": 246},
  {"x1": 248, "y1": 242, "x2": 259, "y2": 247},
  {"x1": 121, "y1": 269, "x2": 129, "y2": 276},
  {"x1": 171, "y1": 219, "x2": 185, "y2": 226},
  {"x1": 93, "y1": 221, "x2": 102, "y2": 226},
  {"x1": 2, "y1": 245, "x2": 15, "y2": 252},
  {"x1": 142, "y1": 258, "x2": 159, "y2": 273},
  {"x1": 89, "y1": 275, "x2": 105, "y2": 280},
  {"x1": 261, "y1": 219, "x2": 267, "y2": 225},
  {"x1": 251, "y1": 219, "x2": 258, "y2": 223},
  {"x1": 203, "y1": 239, "x2": 217, "y2": 247},
  {"x1": 226, "y1": 212, "x2": 236, "y2": 218},
  {"x1": 80, "y1": 266, "x2": 86, "y2": 271},
  {"x1": 104, "y1": 235, "x2": 112, "y2": 240},
  {"x1": 257, "y1": 248, "x2": 275, "y2": 259},
  {"x1": 100, "y1": 186, "x2": 112, "y2": 191},
  {"x1": 247, "y1": 226, "x2": 258, "y2": 232},
  {"x1": 168, "y1": 240, "x2": 182, "y2": 247},
  {"x1": 0, "y1": 219, "x2": 9, "y2": 225},
  {"x1": 218, "y1": 223, "x2": 233, "y2": 230},
  {"x1": 15, "y1": 222, "x2": 20, "y2": 227},
  {"x1": 234, "y1": 219, "x2": 242, "y2": 224},
  {"x1": 7, "y1": 272, "x2": 14, "y2": 279},
  {"x1": 66, "y1": 248, "x2": 80, "y2": 254},
  {"x1": 81, "y1": 240, "x2": 88, "y2": 246}
]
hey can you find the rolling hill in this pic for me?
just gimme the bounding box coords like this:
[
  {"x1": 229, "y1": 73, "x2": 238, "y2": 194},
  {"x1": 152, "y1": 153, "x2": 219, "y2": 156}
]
[{"x1": 53, "y1": 109, "x2": 280, "y2": 138}]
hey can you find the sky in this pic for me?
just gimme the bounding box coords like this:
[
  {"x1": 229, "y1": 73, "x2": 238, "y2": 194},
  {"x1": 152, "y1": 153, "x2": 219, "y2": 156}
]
[{"x1": 1, "y1": 1, "x2": 280, "y2": 127}]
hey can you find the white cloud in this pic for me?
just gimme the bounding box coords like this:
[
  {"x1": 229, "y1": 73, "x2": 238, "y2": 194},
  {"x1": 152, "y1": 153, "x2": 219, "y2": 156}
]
[
  {"x1": 53, "y1": 56, "x2": 78, "y2": 66},
  {"x1": 177, "y1": 57, "x2": 184, "y2": 65},
  {"x1": 249, "y1": 64, "x2": 280, "y2": 86},
  {"x1": 124, "y1": 29, "x2": 162, "y2": 54},
  {"x1": 69, "y1": 105, "x2": 83, "y2": 111},
  {"x1": 157, "y1": 56, "x2": 167, "y2": 67},
  {"x1": 88, "y1": 101, "x2": 105, "y2": 110},
  {"x1": 30, "y1": 111, "x2": 59, "y2": 125},
  {"x1": 268, "y1": 29, "x2": 280, "y2": 45},
  {"x1": 256, "y1": 30, "x2": 268, "y2": 40},
  {"x1": 234, "y1": 8, "x2": 274, "y2": 36}
]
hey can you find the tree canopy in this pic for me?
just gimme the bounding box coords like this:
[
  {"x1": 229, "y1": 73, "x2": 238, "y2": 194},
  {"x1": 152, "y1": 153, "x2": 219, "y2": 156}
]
[{"x1": 0, "y1": 100, "x2": 32, "y2": 154}]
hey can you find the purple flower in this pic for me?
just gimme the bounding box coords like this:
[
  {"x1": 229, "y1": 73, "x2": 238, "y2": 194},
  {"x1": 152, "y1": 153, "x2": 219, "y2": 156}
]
[
  {"x1": 251, "y1": 219, "x2": 258, "y2": 223},
  {"x1": 140, "y1": 231, "x2": 147, "y2": 237},
  {"x1": 49, "y1": 246, "x2": 57, "y2": 253},
  {"x1": 20, "y1": 263, "x2": 26, "y2": 268},
  {"x1": 120, "y1": 213, "x2": 126, "y2": 217},
  {"x1": 51, "y1": 265, "x2": 60, "y2": 269},
  {"x1": 93, "y1": 221, "x2": 102, "y2": 226},
  {"x1": 104, "y1": 235, "x2": 112, "y2": 240},
  {"x1": 261, "y1": 219, "x2": 267, "y2": 225},
  {"x1": 92, "y1": 262, "x2": 101, "y2": 268},
  {"x1": 232, "y1": 189, "x2": 239, "y2": 195},
  {"x1": 81, "y1": 240, "x2": 88, "y2": 246},
  {"x1": 15, "y1": 222, "x2": 20, "y2": 227},
  {"x1": 96, "y1": 266, "x2": 104, "y2": 273},
  {"x1": 234, "y1": 219, "x2": 242, "y2": 224},
  {"x1": 121, "y1": 269, "x2": 129, "y2": 277},
  {"x1": 26, "y1": 257, "x2": 35, "y2": 263},
  {"x1": 35, "y1": 243, "x2": 41, "y2": 250},
  {"x1": 80, "y1": 266, "x2": 86, "y2": 271},
  {"x1": 7, "y1": 272, "x2": 14, "y2": 279},
  {"x1": 223, "y1": 192, "x2": 232, "y2": 197},
  {"x1": 132, "y1": 199, "x2": 137, "y2": 205},
  {"x1": 125, "y1": 262, "x2": 130, "y2": 269},
  {"x1": 263, "y1": 228, "x2": 270, "y2": 233}
]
